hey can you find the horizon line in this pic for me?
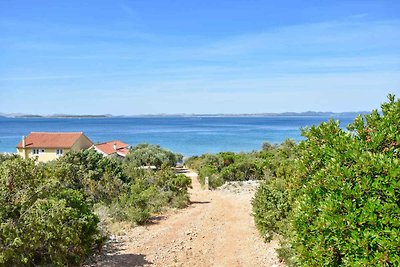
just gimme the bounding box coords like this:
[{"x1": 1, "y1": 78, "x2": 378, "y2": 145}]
[{"x1": 0, "y1": 110, "x2": 371, "y2": 118}]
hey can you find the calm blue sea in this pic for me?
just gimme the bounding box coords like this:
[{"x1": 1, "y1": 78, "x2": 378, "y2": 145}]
[{"x1": 0, "y1": 116, "x2": 356, "y2": 156}]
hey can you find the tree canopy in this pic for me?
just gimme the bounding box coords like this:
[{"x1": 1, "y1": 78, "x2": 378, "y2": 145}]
[{"x1": 125, "y1": 144, "x2": 182, "y2": 169}]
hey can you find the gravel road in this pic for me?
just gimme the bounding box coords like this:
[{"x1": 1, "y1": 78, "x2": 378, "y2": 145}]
[{"x1": 90, "y1": 171, "x2": 284, "y2": 267}]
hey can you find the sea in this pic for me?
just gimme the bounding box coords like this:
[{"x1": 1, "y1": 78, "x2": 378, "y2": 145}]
[{"x1": 0, "y1": 115, "x2": 357, "y2": 156}]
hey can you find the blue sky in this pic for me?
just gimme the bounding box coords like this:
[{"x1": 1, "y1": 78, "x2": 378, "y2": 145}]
[{"x1": 0, "y1": 0, "x2": 399, "y2": 115}]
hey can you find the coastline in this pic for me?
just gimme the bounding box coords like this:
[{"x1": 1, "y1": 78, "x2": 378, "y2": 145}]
[{"x1": 0, "y1": 111, "x2": 367, "y2": 119}]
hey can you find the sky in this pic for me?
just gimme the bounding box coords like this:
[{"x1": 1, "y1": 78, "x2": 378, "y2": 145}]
[{"x1": 0, "y1": 0, "x2": 399, "y2": 115}]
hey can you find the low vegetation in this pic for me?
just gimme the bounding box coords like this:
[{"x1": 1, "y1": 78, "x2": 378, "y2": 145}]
[
  {"x1": 0, "y1": 158, "x2": 102, "y2": 265},
  {"x1": 186, "y1": 152, "x2": 261, "y2": 188},
  {"x1": 110, "y1": 165, "x2": 191, "y2": 224},
  {"x1": 185, "y1": 139, "x2": 295, "y2": 189},
  {"x1": 0, "y1": 144, "x2": 190, "y2": 266},
  {"x1": 2, "y1": 95, "x2": 398, "y2": 266},
  {"x1": 252, "y1": 95, "x2": 400, "y2": 266}
]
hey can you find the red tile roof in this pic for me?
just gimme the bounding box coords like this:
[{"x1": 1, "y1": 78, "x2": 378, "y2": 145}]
[
  {"x1": 93, "y1": 140, "x2": 130, "y2": 157},
  {"x1": 16, "y1": 132, "x2": 89, "y2": 148}
]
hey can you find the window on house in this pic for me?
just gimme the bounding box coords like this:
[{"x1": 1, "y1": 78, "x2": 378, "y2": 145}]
[
  {"x1": 32, "y1": 149, "x2": 40, "y2": 155},
  {"x1": 56, "y1": 149, "x2": 64, "y2": 155}
]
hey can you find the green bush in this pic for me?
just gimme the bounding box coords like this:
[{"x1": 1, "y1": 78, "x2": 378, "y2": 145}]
[
  {"x1": 220, "y1": 156, "x2": 263, "y2": 181},
  {"x1": 111, "y1": 180, "x2": 154, "y2": 225},
  {"x1": 111, "y1": 165, "x2": 191, "y2": 224},
  {"x1": 53, "y1": 149, "x2": 126, "y2": 203},
  {"x1": 208, "y1": 173, "x2": 225, "y2": 189},
  {"x1": 291, "y1": 95, "x2": 400, "y2": 266},
  {"x1": 252, "y1": 178, "x2": 291, "y2": 241},
  {"x1": 252, "y1": 95, "x2": 400, "y2": 266},
  {"x1": 0, "y1": 144, "x2": 192, "y2": 264},
  {"x1": 125, "y1": 143, "x2": 182, "y2": 168},
  {"x1": 251, "y1": 138, "x2": 298, "y2": 265},
  {"x1": 0, "y1": 158, "x2": 101, "y2": 266},
  {"x1": 197, "y1": 165, "x2": 218, "y2": 187},
  {"x1": 187, "y1": 151, "x2": 267, "y2": 189},
  {"x1": 184, "y1": 155, "x2": 202, "y2": 170},
  {"x1": 0, "y1": 153, "x2": 18, "y2": 164}
]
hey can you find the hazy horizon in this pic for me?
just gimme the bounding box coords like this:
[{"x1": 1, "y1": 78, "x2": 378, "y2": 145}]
[{"x1": 0, "y1": 110, "x2": 372, "y2": 117}]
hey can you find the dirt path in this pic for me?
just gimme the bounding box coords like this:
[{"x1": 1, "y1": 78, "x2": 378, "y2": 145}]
[{"x1": 92, "y1": 171, "x2": 284, "y2": 267}]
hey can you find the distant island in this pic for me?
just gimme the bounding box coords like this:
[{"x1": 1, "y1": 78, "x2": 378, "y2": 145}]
[
  {"x1": 149, "y1": 111, "x2": 369, "y2": 118},
  {"x1": 0, "y1": 111, "x2": 369, "y2": 118},
  {"x1": 0, "y1": 113, "x2": 113, "y2": 118}
]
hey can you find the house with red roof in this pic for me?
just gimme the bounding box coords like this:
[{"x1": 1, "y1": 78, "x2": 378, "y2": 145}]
[
  {"x1": 16, "y1": 132, "x2": 93, "y2": 162},
  {"x1": 92, "y1": 140, "x2": 130, "y2": 158}
]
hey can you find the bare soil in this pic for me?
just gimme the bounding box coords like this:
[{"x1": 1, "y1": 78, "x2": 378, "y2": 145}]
[{"x1": 89, "y1": 171, "x2": 284, "y2": 267}]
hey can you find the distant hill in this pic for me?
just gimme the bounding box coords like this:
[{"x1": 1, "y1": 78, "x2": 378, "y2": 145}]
[
  {"x1": 48, "y1": 114, "x2": 113, "y2": 118},
  {"x1": 0, "y1": 111, "x2": 368, "y2": 118},
  {"x1": 0, "y1": 113, "x2": 112, "y2": 118},
  {"x1": 123, "y1": 111, "x2": 369, "y2": 118}
]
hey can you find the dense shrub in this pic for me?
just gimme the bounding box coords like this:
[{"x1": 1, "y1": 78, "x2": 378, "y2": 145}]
[
  {"x1": 0, "y1": 153, "x2": 18, "y2": 164},
  {"x1": 184, "y1": 155, "x2": 202, "y2": 170},
  {"x1": 111, "y1": 179, "x2": 155, "y2": 224},
  {"x1": 197, "y1": 165, "x2": 219, "y2": 187},
  {"x1": 252, "y1": 138, "x2": 297, "y2": 248},
  {"x1": 186, "y1": 151, "x2": 268, "y2": 189},
  {"x1": 291, "y1": 95, "x2": 400, "y2": 266},
  {"x1": 257, "y1": 139, "x2": 296, "y2": 179},
  {"x1": 125, "y1": 143, "x2": 182, "y2": 168},
  {"x1": 220, "y1": 156, "x2": 263, "y2": 181},
  {"x1": 262, "y1": 141, "x2": 276, "y2": 151},
  {"x1": 58, "y1": 149, "x2": 126, "y2": 182},
  {"x1": 111, "y1": 165, "x2": 191, "y2": 224},
  {"x1": 0, "y1": 143, "x2": 192, "y2": 264},
  {"x1": 53, "y1": 147, "x2": 191, "y2": 226},
  {"x1": 252, "y1": 95, "x2": 400, "y2": 266},
  {"x1": 52, "y1": 149, "x2": 127, "y2": 203},
  {"x1": 252, "y1": 178, "x2": 291, "y2": 242},
  {"x1": 0, "y1": 158, "x2": 101, "y2": 266}
]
